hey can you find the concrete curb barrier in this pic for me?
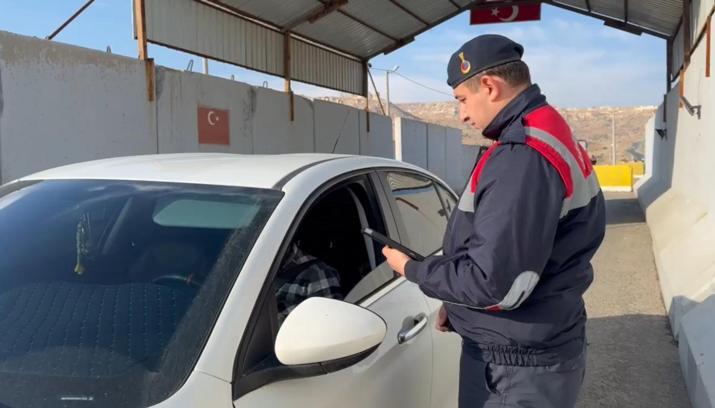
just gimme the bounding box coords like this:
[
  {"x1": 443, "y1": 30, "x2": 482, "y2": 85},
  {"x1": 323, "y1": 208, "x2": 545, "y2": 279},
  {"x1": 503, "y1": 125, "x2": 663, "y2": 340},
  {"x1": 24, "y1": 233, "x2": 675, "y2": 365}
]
[{"x1": 679, "y1": 295, "x2": 715, "y2": 408}]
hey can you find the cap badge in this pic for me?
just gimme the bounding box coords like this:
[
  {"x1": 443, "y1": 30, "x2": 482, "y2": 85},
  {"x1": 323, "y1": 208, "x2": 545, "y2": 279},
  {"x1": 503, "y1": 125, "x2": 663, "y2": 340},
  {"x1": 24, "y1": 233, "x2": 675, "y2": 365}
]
[{"x1": 459, "y1": 52, "x2": 471, "y2": 75}]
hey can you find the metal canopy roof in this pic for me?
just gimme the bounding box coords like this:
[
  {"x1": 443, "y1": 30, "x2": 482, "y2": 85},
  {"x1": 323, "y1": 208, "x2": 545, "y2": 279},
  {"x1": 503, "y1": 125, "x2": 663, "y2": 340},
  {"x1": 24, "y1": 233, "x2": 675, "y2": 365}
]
[
  {"x1": 137, "y1": 0, "x2": 687, "y2": 95},
  {"x1": 209, "y1": 0, "x2": 682, "y2": 60}
]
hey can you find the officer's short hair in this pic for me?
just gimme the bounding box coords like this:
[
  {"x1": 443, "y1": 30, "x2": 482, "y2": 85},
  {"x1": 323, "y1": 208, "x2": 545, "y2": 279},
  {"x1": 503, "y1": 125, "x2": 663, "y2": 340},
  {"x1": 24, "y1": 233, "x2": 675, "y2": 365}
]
[{"x1": 464, "y1": 60, "x2": 531, "y2": 91}]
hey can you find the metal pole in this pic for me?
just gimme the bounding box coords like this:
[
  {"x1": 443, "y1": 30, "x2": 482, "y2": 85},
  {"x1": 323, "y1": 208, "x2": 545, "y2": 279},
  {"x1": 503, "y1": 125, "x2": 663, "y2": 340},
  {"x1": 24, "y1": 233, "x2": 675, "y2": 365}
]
[
  {"x1": 386, "y1": 71, "x2": 391, "y2": 117},
  {"x1": 611, "y1": 112, "x2": 616, "y2": 165},
  {"x1": 203, "y1": 58, "x2": 209, "y2": 75},
  {"x1": 47, "y1": 0, "x2": 96, "y2": 40}
]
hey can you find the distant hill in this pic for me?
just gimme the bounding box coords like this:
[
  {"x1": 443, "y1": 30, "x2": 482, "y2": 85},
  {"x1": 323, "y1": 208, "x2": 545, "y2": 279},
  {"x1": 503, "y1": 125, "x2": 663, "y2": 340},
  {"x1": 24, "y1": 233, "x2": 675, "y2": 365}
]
[{"x1": 318, "y1": 95, "x2": 655, "y2": 164}]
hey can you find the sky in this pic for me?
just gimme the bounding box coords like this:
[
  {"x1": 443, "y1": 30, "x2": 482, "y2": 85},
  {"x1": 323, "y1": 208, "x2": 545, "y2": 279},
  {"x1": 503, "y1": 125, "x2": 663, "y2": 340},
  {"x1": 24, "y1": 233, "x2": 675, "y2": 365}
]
[{"x1": 0, "y1": 1, "x2": 667, "y2": 108}]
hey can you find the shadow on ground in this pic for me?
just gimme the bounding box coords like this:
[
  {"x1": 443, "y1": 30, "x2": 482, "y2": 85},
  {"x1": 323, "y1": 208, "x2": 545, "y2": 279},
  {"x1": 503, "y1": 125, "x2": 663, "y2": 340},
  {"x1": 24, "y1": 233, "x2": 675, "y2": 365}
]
[{"x1": 605, "y1": 197, "x2": 646, "y2": 225}]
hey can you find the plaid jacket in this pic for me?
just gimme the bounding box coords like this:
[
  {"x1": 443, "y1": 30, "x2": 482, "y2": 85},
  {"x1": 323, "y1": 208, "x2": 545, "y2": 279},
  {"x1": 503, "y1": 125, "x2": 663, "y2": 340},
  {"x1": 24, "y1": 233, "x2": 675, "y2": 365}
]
[{"x1": 276, "y1": 244, "x2": 342, "y2": 322}]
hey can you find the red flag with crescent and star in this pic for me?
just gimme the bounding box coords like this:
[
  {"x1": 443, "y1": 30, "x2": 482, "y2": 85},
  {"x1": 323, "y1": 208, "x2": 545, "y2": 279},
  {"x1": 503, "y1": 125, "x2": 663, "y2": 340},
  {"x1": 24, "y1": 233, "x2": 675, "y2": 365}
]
[
  {"x1": 197, "y1": 106, "x2": 230, "y2": 145},
  {"x1": 470, "y1": 4, "x2": 541, "y2": 25}
]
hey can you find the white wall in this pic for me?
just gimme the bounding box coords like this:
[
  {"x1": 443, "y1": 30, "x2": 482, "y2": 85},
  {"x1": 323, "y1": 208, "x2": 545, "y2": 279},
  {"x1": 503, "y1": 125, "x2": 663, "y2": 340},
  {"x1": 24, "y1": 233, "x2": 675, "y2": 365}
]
[
  {"x1": 0, "y1": 30, "x2": 157, "y2": 182},
  {"x1": 359, "y1": 111, "x2": 393, "y2": 159},
  {"x1": 314, "y1": 99, "x2": 360, "y2": 154},
  {"x1": 156, "y1": 68, "x2": 254, "y2": 154},
  {"x1": 0, "y1": 30, "x2": 396, "y2": 185},
  {"x1": 394, "y1": 117, "x2": 473, "y2": 192},
  {"x1": 637, "y1": 12, "x2": 715, "y2": 408}
]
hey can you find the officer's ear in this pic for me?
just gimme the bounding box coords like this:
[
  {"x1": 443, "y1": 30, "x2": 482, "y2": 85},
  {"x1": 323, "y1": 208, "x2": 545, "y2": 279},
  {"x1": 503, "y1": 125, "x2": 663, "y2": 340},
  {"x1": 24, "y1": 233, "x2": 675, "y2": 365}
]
[{"x1": 480, "y1": 75, "x2": 506, "y2": 102}]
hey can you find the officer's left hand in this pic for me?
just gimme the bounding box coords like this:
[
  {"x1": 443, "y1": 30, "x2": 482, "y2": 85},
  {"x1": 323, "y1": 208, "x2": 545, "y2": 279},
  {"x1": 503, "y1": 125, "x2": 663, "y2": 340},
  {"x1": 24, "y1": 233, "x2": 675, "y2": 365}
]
[{"x1": 382, "y1": 246, "x2": 410, "y2": 277}]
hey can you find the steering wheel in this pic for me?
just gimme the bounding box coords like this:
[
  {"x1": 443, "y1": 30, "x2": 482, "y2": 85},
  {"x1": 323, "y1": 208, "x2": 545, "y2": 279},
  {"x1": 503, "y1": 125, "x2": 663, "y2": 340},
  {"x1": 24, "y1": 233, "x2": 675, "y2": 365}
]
[{"x1": 151, "y1": 274, "x2": 202, "y2": 289}]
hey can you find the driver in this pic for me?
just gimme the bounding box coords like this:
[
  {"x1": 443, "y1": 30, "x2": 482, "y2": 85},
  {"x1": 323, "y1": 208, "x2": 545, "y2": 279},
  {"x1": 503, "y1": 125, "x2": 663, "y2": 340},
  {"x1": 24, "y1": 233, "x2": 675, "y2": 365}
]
[{"x1": 275, "y1": 241, "x2": 343, "y2": 323}]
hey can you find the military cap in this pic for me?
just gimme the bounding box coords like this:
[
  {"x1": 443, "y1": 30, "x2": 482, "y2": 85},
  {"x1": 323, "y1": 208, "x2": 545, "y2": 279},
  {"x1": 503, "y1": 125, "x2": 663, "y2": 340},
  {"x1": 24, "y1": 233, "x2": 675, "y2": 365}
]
[{"x1": 447, "y1": 34, "x2": 524, "y2": 88}]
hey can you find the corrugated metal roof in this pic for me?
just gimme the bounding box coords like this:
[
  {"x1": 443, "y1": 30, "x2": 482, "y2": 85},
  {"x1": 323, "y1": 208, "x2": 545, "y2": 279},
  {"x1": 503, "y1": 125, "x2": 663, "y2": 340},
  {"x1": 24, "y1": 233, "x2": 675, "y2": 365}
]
[
  {"x1": 141, "y1": 0, "x2": 687, "y2": 94},
  {"x1": 192, "y1": 0, "x2": 684, "y2": 60},
  {"x1": 552, "y1": 0, "x2": 683, "y2": 37}
]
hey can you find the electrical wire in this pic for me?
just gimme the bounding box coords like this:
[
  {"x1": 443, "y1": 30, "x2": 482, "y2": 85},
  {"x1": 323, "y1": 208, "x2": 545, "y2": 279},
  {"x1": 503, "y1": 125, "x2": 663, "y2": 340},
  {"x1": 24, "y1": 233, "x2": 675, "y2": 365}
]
[{"x1": 391, "y1": 72, "x2": 453, "y2": 97}]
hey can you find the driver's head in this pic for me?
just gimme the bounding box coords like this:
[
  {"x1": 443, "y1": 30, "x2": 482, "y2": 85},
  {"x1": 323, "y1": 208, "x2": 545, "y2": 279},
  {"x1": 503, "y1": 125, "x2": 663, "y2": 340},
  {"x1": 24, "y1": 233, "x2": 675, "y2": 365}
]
[{"x1": 447, "y1": 35, "x2": 531, "y2": 135}]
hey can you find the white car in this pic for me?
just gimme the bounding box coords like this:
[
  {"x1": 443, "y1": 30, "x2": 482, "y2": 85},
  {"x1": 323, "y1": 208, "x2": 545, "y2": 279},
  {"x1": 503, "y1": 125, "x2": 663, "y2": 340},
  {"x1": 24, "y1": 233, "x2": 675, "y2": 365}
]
[{"x1": 0, "y1": 153, "x2": 461, "y2": 408}]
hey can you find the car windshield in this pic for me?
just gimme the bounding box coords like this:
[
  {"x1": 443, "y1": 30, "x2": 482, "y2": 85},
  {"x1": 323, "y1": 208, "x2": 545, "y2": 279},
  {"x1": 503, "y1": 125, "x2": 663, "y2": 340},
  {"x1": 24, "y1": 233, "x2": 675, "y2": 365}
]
[{"x1": 0, "y1": 179, "x2": 282, "y2": 408}]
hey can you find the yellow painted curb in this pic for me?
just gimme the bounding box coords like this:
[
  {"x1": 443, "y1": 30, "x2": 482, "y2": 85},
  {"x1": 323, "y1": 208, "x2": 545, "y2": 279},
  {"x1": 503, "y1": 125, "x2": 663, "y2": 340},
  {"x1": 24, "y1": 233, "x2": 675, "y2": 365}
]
[{"x1": 594, "y1": 165, "x2": 633, "y2": 192}]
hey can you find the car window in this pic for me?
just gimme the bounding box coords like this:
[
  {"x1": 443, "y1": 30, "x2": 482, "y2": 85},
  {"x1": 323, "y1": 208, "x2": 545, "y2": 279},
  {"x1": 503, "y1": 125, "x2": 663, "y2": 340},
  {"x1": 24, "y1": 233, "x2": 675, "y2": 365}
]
[
  {"x1": 435, "y1": 183, "x2": 457, "y2": 218},
  {"x1": 0, "y1": 179, "x2": 281, "y2": 408},
  {"x1": 234, "y1": 176, "x2": 397, "y2": 397},
  {"x1": 273, "y1": 180, "x2": 393, "y2": 325},
  {"x1": 385, "y1": 172, "x2": 449, "y2": 256}
]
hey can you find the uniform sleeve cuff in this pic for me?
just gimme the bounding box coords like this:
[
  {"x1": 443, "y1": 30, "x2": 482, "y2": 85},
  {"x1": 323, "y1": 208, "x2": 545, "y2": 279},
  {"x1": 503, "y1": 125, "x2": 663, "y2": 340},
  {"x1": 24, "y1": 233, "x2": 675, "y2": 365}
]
[{"x1": 404, "y1": 259, "x2": 421, "y2": 283}]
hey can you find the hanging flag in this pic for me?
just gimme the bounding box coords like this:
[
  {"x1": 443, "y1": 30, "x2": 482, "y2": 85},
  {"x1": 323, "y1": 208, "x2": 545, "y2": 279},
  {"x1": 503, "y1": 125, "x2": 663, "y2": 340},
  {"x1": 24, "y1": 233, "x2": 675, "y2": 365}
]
[{"x1": 470, "y1": 4, "x2": 541, "y2": 25}]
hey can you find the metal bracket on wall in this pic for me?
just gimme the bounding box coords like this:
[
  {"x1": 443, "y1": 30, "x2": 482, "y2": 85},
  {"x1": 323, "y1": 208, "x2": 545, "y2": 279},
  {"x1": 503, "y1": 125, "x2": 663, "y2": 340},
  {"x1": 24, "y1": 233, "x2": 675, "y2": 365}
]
[{"x1": 680, "y1": 95, "x2": 701, "y2": 119}]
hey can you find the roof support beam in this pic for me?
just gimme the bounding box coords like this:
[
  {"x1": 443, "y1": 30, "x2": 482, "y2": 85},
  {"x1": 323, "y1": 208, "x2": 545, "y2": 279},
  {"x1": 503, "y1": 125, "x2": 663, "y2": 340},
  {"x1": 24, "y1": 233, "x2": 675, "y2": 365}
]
[
  {"x1": 666, "y1": 37, "x2": 673, "y2": 90},
  {"x1": 624, "y1": 0, "x2": 628, "y2": 23},
  {"x1": 707, "y1": 15, "x2": 711, "y2": 78},
  {"x1": 585, "y1": 0, "x2": 592, "y2": 12},
  {"x1": 683, "y1": 0, "x2": 691, "y2": 65},
  {"x1": 284, "y1": 33, "x2": 294, "y2": 122},
  {"x1": 316, "y1": 0, "x2": 399, "y2": 42},
  {"x1": 282, "y1": 0, "x2": 348, "y2": 32},
  {"x1": 133, "y1": 0, "x2": 155, "y2": 101},
  {"x1": 386, "y1": 0, "x2": 429, "y2": 26}
]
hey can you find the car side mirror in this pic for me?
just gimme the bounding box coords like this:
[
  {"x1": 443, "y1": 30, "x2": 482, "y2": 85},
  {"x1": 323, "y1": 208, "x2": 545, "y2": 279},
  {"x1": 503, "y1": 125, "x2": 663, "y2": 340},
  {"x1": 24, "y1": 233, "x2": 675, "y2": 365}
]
[{"x1": 275, "y1": 297, "x2": 386, "y2": 366}]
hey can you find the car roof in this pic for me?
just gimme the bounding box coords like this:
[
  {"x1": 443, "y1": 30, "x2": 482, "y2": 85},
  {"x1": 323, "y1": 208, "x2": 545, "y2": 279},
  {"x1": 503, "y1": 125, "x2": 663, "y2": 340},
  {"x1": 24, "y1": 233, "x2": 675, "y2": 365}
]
[{"x1": 19, "y1": 153, "x2": 418, "y2": 189}]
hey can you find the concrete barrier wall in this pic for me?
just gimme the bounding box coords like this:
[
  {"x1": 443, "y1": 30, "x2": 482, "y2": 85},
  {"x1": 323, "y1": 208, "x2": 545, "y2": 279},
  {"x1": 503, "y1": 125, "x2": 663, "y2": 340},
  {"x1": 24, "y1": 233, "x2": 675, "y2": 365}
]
[
  {"x1": 394, "y1": 117, "x2": 474, "y2": 193},
  {"x1": 0, "y1": 30, "x2": 395, "y2": 185},
  {"x1": 636, "y1": 13, "x2": 715, "y2": 408},
  {"x1": 0, "y1": 31, "x2": 158, "y2": 183}
]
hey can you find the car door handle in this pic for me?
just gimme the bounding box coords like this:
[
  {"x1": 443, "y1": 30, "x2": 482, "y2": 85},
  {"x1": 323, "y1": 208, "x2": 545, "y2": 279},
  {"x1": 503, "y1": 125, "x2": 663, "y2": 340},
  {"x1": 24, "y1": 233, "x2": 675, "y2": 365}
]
[{"x1": 397, "y1": 314, "x2": 428, "y2": 344}]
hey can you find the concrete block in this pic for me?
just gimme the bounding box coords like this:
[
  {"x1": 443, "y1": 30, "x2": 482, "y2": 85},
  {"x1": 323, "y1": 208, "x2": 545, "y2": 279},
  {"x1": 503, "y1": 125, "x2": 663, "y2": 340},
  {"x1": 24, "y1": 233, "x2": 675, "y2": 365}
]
[
  {"x1": 656, "y1": 213, "x2": 715, "y2": 336},
  {"x1": 444, "y1": 129, "x2": 465, "y2": 192},
  {"x1": 459, "y1": 145, "x2": 479, "y2": 195},
  {"x1": 678, "y1": 295, "x2": 715, "y2": 408},
  {"x1": 252, "y1": 87, "x2": 314, "y2": 154},
  {"x1": 395, "y1": 117, "x2": 427, "y2": 169},
  {"x1": 427, "y1": 124, "x2": 447, "y2": 182},
  {"x1": 156, "y1": 68, "x2": 254, "y2": 154},
  {"x1": 314, "y1": 100, "x2": 359, "y2": 154},
  {"x1": 0, "y1": 30, "x2": 156, "y2": 182},
  {"x1": 646, "y1": 190, "x2": 707, "y2": 253},
  {"x1": 359, "y1": 112, "x2": 393, "y2": 159}
]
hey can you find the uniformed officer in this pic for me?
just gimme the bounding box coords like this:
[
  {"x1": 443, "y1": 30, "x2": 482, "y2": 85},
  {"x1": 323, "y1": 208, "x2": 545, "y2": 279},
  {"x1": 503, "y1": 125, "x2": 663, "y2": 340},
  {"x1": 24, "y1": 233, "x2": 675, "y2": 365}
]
[{"x1": 383, "y1": 34, "x2": 606, "y2": 407}]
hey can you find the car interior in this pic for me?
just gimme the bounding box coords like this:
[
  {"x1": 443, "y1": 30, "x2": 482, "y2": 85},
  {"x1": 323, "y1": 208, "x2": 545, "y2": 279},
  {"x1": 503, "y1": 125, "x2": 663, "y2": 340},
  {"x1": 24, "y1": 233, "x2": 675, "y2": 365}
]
[{"x1": 287, "y1": 180, "x2": 391, "y2": 303}]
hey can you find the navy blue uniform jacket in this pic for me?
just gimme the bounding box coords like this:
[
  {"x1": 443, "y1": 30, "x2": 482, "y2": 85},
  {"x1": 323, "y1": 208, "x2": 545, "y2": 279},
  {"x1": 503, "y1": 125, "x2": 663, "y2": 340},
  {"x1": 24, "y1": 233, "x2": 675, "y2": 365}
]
[{"x1": 405, "y1": 85, "x2": 606, "y2": 366}]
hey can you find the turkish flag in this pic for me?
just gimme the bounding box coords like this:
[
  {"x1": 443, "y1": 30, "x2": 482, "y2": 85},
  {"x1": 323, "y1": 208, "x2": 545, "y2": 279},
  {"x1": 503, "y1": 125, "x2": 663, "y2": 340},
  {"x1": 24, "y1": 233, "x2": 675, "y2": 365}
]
[
  {"x1": 197, "y1": 106, "x2": 230, "y2": 145},
  {"x1": 470, "y1": 4, "x2": 541, "y2": 25}
]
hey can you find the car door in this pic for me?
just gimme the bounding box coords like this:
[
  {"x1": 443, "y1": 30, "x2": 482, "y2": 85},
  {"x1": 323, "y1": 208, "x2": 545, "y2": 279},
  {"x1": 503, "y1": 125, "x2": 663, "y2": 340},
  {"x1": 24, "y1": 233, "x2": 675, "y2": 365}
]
[
  {"x1": 232, "y1": 172, "x2": 432, "y2": 408},
  {"x1": 378, "y1": 170, "x2": 462, "y2": 408}
]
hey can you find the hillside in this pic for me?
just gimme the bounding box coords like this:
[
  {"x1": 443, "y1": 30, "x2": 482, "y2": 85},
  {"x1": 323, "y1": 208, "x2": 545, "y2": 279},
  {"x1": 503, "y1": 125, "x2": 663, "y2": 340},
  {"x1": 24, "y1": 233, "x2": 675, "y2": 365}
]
[{"x1": 319, "y1": 95, "x2": 655, "y2": 164}]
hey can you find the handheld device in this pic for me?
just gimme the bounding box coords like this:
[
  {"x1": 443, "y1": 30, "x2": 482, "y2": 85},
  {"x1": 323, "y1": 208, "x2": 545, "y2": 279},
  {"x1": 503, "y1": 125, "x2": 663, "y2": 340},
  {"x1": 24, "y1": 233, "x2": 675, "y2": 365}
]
[{"x1": 362, "y1": 228, "x2": 425, "y2": 262}]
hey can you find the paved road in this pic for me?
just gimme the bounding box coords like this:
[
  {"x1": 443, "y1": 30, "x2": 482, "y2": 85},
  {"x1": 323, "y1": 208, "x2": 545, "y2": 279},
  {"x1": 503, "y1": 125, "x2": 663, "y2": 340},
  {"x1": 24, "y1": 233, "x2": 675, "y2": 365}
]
[{"x1": 578, "y1": 192, "x2": 691, "y2": 408}]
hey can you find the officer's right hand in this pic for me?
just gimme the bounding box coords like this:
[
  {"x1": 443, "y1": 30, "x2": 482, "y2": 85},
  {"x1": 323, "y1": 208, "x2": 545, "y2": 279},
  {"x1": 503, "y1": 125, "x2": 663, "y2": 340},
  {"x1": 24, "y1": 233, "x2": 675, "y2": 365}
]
[{"x1": 436, "y1": 304, "x2": 452, "y2": 332}]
